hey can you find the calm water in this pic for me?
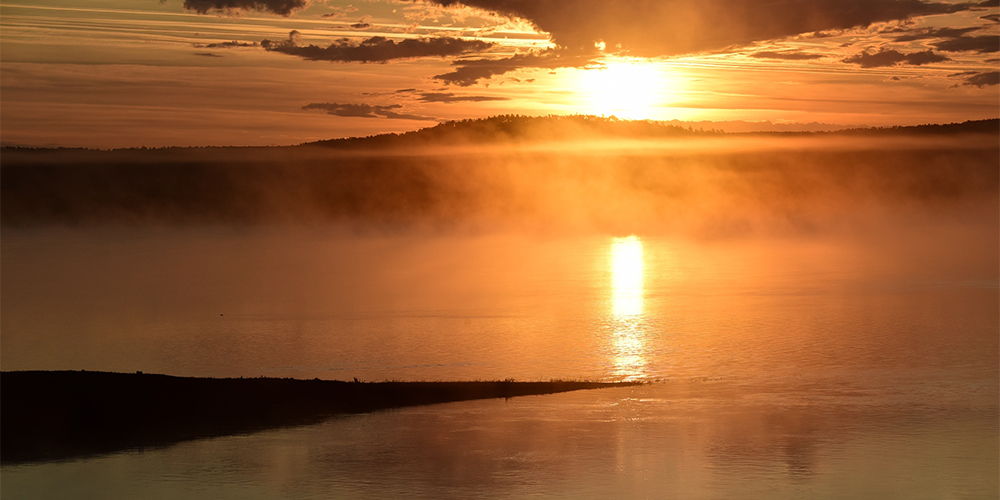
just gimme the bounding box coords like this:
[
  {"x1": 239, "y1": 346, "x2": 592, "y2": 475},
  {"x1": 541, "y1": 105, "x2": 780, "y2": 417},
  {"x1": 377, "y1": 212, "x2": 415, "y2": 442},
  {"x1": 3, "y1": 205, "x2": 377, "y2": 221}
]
[{"x1": 2, "y1": 224, "x2": 997, "y2": 498}]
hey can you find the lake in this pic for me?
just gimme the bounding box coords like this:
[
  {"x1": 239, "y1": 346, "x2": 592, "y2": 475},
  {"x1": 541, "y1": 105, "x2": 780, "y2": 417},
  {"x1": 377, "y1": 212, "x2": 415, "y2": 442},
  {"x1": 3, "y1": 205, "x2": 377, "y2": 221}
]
[{"x1": 2, "y1": 220, "x2": 997, "y2": 498}]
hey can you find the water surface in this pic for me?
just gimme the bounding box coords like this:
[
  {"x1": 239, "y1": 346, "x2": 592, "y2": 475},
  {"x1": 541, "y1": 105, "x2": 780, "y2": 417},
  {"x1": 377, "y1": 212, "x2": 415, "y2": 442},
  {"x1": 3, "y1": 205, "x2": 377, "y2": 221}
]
[{"x1": 2, "y1": 223, "x2": 997, "y2": 498}]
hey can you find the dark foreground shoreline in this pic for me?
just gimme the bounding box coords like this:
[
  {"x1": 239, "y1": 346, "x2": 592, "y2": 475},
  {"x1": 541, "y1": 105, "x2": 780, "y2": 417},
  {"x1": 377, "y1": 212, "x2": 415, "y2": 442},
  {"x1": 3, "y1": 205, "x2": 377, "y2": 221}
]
[{"x1": 1, "y1": 370, "x2": 638, "y2": 465}]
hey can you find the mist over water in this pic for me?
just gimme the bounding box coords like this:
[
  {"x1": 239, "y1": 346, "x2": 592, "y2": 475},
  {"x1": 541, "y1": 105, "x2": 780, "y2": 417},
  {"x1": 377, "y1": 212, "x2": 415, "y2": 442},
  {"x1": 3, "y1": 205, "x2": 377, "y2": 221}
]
[
  {"x1": 3, "y1": 132, "x2": 997, "y2": 236},
  {"x1": 2, "y1": 129, "x2": 997, "y2": 498}
]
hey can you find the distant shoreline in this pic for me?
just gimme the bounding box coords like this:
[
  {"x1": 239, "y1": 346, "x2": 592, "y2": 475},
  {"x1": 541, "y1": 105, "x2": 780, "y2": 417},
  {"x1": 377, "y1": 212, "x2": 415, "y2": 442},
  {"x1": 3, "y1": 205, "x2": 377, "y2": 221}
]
[
  {"x1": 1, "y1": 115, "x2": 997, "y2": 152},
  {"x1": 0, "y1": 370, "x2": 639, "y2": 464},
  {"x1": 2, "y1": 118, "x2": 996, "y2": 231}
]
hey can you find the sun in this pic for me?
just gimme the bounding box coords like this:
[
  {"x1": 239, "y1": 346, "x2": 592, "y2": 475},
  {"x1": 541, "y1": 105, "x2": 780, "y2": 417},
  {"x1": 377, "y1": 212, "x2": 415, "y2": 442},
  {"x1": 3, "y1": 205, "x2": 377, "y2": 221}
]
[{"x1": 576, "y1": 59, "x2": 669, "y2": 120}]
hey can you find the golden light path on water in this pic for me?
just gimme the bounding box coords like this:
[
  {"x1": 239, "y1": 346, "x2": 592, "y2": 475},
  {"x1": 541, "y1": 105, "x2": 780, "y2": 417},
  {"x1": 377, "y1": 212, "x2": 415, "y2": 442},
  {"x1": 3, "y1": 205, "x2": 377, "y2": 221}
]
[{"x1": 610, "y1": 236, "x2": 647, "y2": 380}]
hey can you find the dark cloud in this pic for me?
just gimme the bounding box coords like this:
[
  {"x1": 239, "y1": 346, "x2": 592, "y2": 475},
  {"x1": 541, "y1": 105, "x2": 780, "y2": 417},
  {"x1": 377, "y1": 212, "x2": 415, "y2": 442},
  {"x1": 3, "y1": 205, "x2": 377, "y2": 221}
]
[
  {"x1": 804, "y1": 30, "x2": 842, "y2": 39},
  {"x1": 961, "y1": 70, "x2": 1000, "y2": 86},
  {"x1": 420, "y1": 0, "x2": 974, "y2": 57},
  {"x1": 979, "y1": 0, "x2": 999, "y2": 6},
  {"x1": 982, "y1": 14, "x2": 1000, "y2": 22},
  {"x1": 194, "y1": 52, "x2": 224, "y2": 57},
  {"x1": 183, "y1": 0, "x2": 305, "y2": 16},
  {"x1": 889, "y1": 25, "x2": 999, "y2": 53},
  {"x1": 302, "y1": 102, "x2": 437, "y2": 120},
  {"x1": 262, "y1": 33, "x2": 494, "y2": 63},
  {"x1": 322, "y1": 5, "x2": 359, "y2": 18},
  {"x1": 194, "y1": 40, "x2": 259, "y2": 48},
  {"x1": 435, "y1": 48, "x2": 598, "y2": 86},
  {"x1": 391, "y1": 88, "x2": 508, "y2": 102},
  {"x1": 350, "y1": 15, "x2": 372, "y2": 29},
  {"x1": 842, "y1": 48, "x2": 949, "y2": 67},
  {"x1": 892, "y1": 27, "x2": 979, "y2": 41},
  {"x1": 931, "y1": 35, "x2": 1000, "y2": 53},
  {"x1": 749, "y1": 50, "x2": 825, "y2": 60},
  {"x1": 416, "y1": 92, "x2": 510, "y2": 102}
]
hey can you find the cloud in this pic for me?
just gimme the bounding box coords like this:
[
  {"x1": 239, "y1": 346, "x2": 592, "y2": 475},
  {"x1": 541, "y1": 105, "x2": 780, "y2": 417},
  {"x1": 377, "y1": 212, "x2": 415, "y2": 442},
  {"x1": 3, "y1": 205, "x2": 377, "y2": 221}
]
[
  {"x1": 749, "y1": 50, "x2": 825, "y2": 60},
  {"x1": 982, "y1": 14, "x2": 1000, "y2": 22},
  {"x1": 194, "y1": 40, "x2": 259, "y2": 48},
  {"x1": 418, "y1": 0, "x2": 975, "y2": 57},
  {"x1": 931, "y1": 35, "x2": 1000, "y2": 53},
  {"x1": 807, "y1": 30, "x2": 846, "y2": 39},
  {"x1": 842, "y1": 48, "x2": 949, "y2": 67},
  {"x1": 194, "y1": 52, "x2": 224, "y2": 57},
  {"x1": 350, "y1": 14, "x2": 372, "y2": 29},
  {"x1": 183, "y1": 0, "x2": 305, "y2": 16},
  {"x1": 961, "y1": 70, "x2": 1000, "y2": 86},
  {"x1": 391, "y1": 88, "x2": 510, "y2": 102},
  {"x1": 302, "y1": 102, "x2": 437, "y2": 120},
  {"x1": 435, "y1": 48, "x2": 598, "y2": 86},
  {"x1": 322, "y1": 5, "x2": 359, "y2": 18},
  {"x1": 416, "y1": 92, "x2": 510, "y2": 102},
  {"x1": 892, "y1": 27, "x2": 979, "y2": 41},
  {"x1": 262, "y1": 33, "x2": 495, "y2": 63},
  {"x1": 887, "y1": 25, "x2": 999, "y2": 53},
  {"x1": 888, "y1": 26, "x2": 998, "y2": 53}
]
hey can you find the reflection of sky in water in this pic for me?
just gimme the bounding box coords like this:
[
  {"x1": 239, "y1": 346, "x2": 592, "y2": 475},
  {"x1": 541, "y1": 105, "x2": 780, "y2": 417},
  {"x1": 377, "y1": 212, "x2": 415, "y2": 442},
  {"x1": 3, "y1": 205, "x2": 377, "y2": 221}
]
[
  {"x1": 3, "y1": 226, "x2": 997, "y2": 498},
  {"x1": 610, "y1": 236, "x2": 647, "y2": 380}
]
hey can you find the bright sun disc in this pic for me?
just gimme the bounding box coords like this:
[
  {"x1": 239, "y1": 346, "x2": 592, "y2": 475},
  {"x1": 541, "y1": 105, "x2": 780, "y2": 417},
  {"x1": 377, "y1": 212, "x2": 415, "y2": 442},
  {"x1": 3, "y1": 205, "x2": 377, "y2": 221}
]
[{"x1": 577, "y1": 60, "x2": 667, "y2": 120}]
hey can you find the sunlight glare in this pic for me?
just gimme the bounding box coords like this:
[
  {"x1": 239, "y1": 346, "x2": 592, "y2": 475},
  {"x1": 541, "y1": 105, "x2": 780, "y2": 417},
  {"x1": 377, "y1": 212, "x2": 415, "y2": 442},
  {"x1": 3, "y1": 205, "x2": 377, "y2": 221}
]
[
  {"x1": 577, "y1": 60, "x2": 669, "y2": 120},
  {"x1": 609, "y1": 235, "x2": 647, "y2": 380},
  {"x1": 612, "y1": 235, "x2": 644, "y2": 317}
]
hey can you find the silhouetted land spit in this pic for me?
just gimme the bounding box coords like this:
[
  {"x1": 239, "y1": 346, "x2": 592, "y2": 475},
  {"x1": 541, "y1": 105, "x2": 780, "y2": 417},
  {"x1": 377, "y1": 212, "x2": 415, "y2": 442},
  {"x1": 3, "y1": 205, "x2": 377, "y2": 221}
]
[{"x1": 0, "y1": 370, "x2": 638, "y2": 464}]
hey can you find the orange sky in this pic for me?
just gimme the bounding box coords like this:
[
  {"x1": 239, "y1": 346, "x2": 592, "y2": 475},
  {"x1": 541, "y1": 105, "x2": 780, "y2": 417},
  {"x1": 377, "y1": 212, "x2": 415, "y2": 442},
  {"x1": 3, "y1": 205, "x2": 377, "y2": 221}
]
[{"x1": 1, "y1": 0, "x2": 997, "y2": 147}]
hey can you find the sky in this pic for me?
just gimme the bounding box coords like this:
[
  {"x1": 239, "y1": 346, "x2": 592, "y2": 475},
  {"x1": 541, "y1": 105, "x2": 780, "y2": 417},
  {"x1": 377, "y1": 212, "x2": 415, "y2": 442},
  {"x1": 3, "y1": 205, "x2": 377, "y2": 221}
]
[{"x1": 1, "y1": 0, "x2": 998, "y2": 147}]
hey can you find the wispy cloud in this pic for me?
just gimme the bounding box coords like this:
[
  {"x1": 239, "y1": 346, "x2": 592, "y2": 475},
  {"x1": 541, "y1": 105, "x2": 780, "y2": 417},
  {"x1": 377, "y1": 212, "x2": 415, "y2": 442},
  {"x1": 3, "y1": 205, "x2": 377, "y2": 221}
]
[
  {"x1": 262, "y1": 32, "x2": 495, "y2": 63},
  {"x1": 842, "y1": 48, "x2": 949, "y2": 67},
  {"x1": 420, "y1": 0, "x2": 976, "y2": 57},
  {"x1": 389, "y1": 88, "x2": 509, "y2": 102},
  {"x1": 435, "y1": 48, "x2": 597, "y2": 86},
  {"x1": 349, "y1": 15, "x2": 372, "y2": 29},
  {"x1": 321, "y1": 4, "x2": 359, "y2": 18},
  {"x1": 931, "y1": 35, "x2": 1000, "y2": 53},
  {"x1": 749, "y1": 50, "x2": 825, "y2": 60},
  {"x1": 888, "y1": 26, "x2": 999, "y2": 53},
  {"x1": 183, "y1": 0, "x2": 305, "y2": 16},
  {"x1": 194, "y1": 40, "x2": 259, "y2": 48},
  {"x1": 955, "y1": 70, "x2": 1000, "y2": 86},
  {"x1": 891, "y1": 27, "x2": 980, "y2": 41},
  {"x1": 302, "y1": 102, "x2": 437, "y2": 120},
  {"x1": 414, "y1": 91, "x2": 510, "y2": 103}
]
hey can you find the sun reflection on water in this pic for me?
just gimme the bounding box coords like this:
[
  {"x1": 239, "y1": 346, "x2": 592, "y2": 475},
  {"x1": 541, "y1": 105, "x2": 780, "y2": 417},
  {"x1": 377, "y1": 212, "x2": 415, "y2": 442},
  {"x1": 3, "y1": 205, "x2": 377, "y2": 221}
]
[
  {"x1": 610, "y1": 236, "x2": 647, "y2": 380},
  {"x1": 612, "y1": 236, "x2": 644, "y2": 316}
]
